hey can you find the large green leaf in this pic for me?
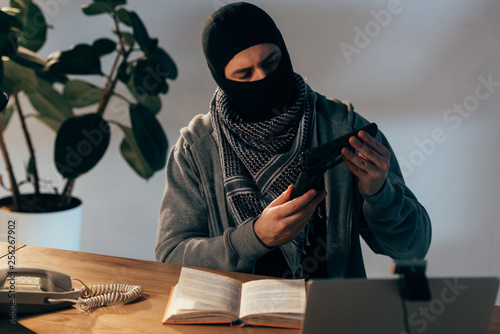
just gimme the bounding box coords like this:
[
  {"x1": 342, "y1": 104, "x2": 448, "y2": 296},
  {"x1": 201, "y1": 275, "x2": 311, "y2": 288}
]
[
  {"x1": 45, "y1": 44, "x2": 102, "y2": 75},
  {"x1": 63, "y1": 80, "x2": 103, "y2": 108},
  {"x1": 0, "y1": 10, "x2": 22, "y2": 58},
  {"x1": 116, "y1": 123, "x2": 154, "y2": 179},
  {"x1": 118, "y1": 60, "x2": 162, "y2": 115},
  {"x1": 123, "y1": 69, "x2": 161, "y2": 114},
  {"x1": 129, "y1": 104, "x2": 167, "y2": 172},
  {"x1": 1, "y1": 105, "x2": 14, "y2": 131},
  {"x1": 116, "y1": 8, "x2": 133, "y2": 27},
  {"x1": 27, "y1": 78, "x2": 73, "y2": 131},
  {"x1": 2, "y1": 58, "x2": 37, "y2": 94},
  {"x1": 81, "y1": 2, "x2": 113, "y2": 16},
  {"x1": 133, "y1": 59, "x2": 168, "y2": 95},
  {"x1": 0, "y1": 8, "x2": 22, "y2": 31},
  {"x1": 0, "y1": 85, "x2": 6, "y2": 109},
  {"x1": 11, "y1": 0, "x2": 47, "y2": 52},
  {"x1": 0, "y1": 33, "x2": 19, "y2": 58},
  {"x1": 92, "y1": 38, "x2": 116, "y2": 57},
  {"x1": 148, "y1": 47, "x2": 177, "y2": 80},
  {"x1": 54, "y1": 113, "x2": 110, "y2": 179},
  {"x1": 35, "y1": 70, "x2": 68, "y2": 85},
  {"x1": 129, "y1": 11, "x2": 155, "y2": 52},
  {"x1": 135, "y1": 91, "x2": 161, "y2": 115},
  {"x1": 0, "y1": 7, "x2": 23, "y2": 57}
]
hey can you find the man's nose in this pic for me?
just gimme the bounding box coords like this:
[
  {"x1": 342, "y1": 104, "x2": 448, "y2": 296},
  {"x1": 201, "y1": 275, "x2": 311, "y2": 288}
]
[{"x1": 255, "y1": 67, "x2": 272, "y2": 80}]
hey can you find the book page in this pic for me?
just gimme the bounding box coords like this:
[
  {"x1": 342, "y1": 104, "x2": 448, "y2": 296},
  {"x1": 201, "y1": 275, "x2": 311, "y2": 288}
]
[
  {"x1": 239, "y1": 279, "x2": 306, "y2": 318},
  {"x1": 168, "y1": 267, "x2": 242, "y2": 317}
]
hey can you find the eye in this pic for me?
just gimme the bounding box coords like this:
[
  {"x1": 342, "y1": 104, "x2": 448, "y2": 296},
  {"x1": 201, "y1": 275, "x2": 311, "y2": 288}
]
[
  {"x1": 263, "y1": 56, "x2": 279, "y2": 68},
  {"x1": 237, "y1": 70, "x2": 253, "y2": 80},
  {"x1": 261, "y1": 53, "x2": 281, "y2": 74}
]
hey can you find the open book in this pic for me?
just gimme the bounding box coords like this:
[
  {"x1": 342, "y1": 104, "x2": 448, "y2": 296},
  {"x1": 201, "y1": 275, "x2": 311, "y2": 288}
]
[{"x1": 162, "y1": 267, "x2": 306, "y2": 329}]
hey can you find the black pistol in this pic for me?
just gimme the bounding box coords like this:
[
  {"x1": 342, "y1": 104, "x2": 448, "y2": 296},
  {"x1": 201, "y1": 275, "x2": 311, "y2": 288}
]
[{"x1": 290, "y1": 122, "x2": 378, "y2": 199}]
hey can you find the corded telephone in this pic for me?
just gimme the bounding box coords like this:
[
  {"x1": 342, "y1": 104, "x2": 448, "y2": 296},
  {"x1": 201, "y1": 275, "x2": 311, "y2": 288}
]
[{"x1": 0, "y1": 263, "x2": 143, "y2": 314}]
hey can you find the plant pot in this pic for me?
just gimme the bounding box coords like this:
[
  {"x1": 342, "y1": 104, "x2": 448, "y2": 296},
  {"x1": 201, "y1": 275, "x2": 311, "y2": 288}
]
[{"x1": 0, "y1": 194, "x2": 82, "y2": 251}]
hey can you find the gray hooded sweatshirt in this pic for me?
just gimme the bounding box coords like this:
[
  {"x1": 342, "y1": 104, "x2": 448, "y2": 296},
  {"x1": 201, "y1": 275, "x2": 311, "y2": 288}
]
[{"x1": 155, "y1": 92, "x2": 431, "y2": 278}]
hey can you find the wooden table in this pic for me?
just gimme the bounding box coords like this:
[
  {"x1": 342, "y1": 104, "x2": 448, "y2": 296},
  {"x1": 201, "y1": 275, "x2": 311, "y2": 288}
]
[
  {"x1": 0, "y1": 243, "x2": 499, "y2": 333},
  {"x1": 0, "y1": 243, "x2": 298, "y2": 333}
]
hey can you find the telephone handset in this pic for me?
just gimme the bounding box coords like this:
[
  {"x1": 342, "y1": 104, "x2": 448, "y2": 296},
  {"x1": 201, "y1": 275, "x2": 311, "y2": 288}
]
[
  {"x1": 0, "y1": 264, "x2": 80, "y2": 314},
  {"x1": 0, "y1": 264, "x2": 143, "y2": 314}
]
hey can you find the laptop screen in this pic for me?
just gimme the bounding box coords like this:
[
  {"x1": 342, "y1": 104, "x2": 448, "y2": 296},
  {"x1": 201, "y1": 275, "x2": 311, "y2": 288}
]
[{"x1": 302, "y1": 277, "x2": 499, "y2": 334}]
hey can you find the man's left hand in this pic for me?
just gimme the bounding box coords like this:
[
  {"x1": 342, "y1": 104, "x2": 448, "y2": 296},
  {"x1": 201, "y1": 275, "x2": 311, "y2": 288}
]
[{"x1": 341, "y1": 130, "x2": 391, "y2": 196}]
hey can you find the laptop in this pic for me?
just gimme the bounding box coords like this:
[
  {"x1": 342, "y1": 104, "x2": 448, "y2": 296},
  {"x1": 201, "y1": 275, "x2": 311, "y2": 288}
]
[{"x1": 302, "y1": 277, "x2": 499, "y2": 334}]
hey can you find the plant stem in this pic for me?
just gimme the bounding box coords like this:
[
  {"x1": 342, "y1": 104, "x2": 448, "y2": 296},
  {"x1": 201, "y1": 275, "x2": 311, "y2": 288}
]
[
  {"x1": 96, "y1": 37, "x2": 128, "y2": 116},
  {"x1": 60, "y1": 178, "x2": 75, "y2": 208},
  {"x1": 0, "y1": 117, "x2": 21, "y2": 210},
  {"x1": 14, "y1": 93, "x2": 40, "y2": 196}
]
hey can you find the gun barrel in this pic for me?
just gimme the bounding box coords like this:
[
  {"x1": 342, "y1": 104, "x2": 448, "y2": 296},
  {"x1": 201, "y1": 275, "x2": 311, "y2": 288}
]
[
  {"x1": 301, "y1": 123, "x2": 378, "y2": 171},
  {"x1": 291, "y1": 122, "x2": 378, "y2": 200}
]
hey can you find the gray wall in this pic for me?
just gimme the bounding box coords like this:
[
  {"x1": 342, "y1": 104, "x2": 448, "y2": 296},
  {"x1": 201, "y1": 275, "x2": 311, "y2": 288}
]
[{"x1": 1, "y1": 0, "x2": 499, "y2": 304}]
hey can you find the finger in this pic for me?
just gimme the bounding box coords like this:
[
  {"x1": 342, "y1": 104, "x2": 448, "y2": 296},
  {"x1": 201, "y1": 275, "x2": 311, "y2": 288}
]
[
  {"x1": 283, "y1": 190, "x2": 327, "y2": 225},
  {"x1": 267, "y1": 184, "x2": 295, "y2": 208},
  {"x1": 342, "y1": 148, "x2": 369, "y2": 176},
  {"x1": 283, "y1": 188, "x2": 321, "y2": 215},
  {"x1": 349, "y1": 136, "x2": 390, "y2": 171},
  {"x1": 358, "y1": 130, "x2": 391, "y2": 159}
]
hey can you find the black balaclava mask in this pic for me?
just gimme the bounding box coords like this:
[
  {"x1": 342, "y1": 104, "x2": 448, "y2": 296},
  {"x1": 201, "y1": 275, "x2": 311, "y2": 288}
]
[{"x1": 202, "y1": 2, "x2": 296, "y2": 122}]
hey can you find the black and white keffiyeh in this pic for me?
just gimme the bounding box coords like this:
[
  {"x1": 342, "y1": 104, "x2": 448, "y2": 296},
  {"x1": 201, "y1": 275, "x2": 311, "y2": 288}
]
[{"x1": 211, "y1": 74, "x2": 316, "y2": 277}]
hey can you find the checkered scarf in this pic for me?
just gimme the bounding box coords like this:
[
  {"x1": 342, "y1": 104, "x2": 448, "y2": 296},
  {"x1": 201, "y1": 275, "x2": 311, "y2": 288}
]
[
  {"x1": 210, "y1": 74, "x2": 314, "y2": 278},
  {"x1": 211, "y1": 74, "x2": 313, "y2": 226}
]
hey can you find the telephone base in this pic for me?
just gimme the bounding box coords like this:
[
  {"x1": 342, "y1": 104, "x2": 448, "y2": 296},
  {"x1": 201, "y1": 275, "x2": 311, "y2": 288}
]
[{"x1": 0, "y1": 289, "x2": 80, "y2": 314}]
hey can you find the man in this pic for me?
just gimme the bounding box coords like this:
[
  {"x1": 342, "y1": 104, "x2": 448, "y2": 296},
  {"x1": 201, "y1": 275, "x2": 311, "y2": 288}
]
[{"x1": 155, "y1": 2, "x2": 431, "y2": 279}]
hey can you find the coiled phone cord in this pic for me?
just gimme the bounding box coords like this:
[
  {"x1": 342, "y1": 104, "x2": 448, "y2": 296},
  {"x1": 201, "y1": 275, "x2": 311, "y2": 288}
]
[
  {"x1": 76, "y1": 282, "x2": 144, "y2": 311},
  {"x1": 48, "y1": 279, "x2": 144, "y2": 311}
]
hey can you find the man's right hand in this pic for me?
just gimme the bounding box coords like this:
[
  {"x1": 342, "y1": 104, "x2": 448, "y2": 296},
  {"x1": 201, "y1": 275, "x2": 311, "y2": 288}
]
[{"x1": 253, "y1": 185, "x2": 327, "y2": 247}]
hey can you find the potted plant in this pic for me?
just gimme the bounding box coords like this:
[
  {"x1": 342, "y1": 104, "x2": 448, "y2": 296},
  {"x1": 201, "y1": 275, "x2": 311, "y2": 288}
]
[{"x1": 0, "y1": 0, "x2": 177, "y2": 249}]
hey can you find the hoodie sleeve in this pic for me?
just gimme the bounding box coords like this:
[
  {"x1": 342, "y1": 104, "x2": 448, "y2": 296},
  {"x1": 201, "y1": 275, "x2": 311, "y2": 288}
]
[
  {"x1": 359, "y1": 129, "x2": 432, "y2": 260},
  {"x1": 154, "y1": 134, "x2": 271, "y2": 272}
]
